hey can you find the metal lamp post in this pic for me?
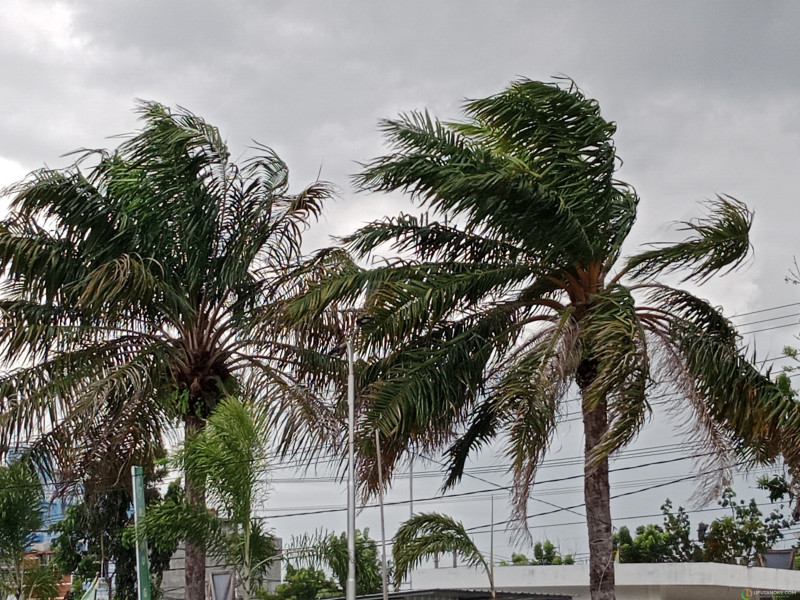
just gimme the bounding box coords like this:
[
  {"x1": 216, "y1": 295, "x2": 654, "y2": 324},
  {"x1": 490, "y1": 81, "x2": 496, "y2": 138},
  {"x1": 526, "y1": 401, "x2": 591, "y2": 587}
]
[
  {"x1": 346, "y1": 338, "x2": 356, "y2": 600},
  {"x1": 344, "y1": 314, "x2": 372, "y2": 600}
]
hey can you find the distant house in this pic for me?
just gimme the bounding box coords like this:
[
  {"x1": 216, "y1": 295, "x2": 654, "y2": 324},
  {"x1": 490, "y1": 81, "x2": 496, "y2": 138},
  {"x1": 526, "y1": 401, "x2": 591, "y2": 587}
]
[{"x1": 412, "y1": 563, "x2": 800, "y2": 600}]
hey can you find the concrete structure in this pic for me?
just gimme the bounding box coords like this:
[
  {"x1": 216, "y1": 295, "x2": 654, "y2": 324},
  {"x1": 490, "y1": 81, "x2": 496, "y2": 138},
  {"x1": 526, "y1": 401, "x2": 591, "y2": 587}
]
[
  {"x1": 413, "y1": 563, "x2": 800, "y2": 600},
  {"x1": 160, "y1": 540, "x2": 282, "y2": 600}
]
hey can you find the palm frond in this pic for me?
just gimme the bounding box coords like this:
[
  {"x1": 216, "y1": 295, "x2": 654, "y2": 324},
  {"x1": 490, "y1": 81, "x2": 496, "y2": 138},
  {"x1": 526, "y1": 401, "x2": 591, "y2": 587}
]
[
  {"x1": 623, "y1": 196, "x2": 753, "y2": 283},
  {"x1": 340, "y1": 212, "x2": 530, "y2": 264},
  {"x1": 392, "y1": 513, "x2": 492, "y2": 592},
  {"x1": 643, "y1": 285, "x2": 792, "y2": 466},
  {"x1": 355, "y1": 80, "x2": 636, "y2": 267},
  {"x1": 580, "y1": 285, "x2": 650, "y2": 464},
  {"x1": 489, "y1": 311, "x2": 579, "y2": 527}
]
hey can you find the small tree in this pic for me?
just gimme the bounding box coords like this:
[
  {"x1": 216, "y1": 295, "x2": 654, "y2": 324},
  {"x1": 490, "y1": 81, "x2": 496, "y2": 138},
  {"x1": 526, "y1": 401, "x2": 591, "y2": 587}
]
[
  {"x1": 272, "y1": 565, "x2": 339, "y2": 600},
  {"x1": 0, "y1": 460, "x2": 60, "y2": 600},
  {"x1": 287, "y1": 528, "x2": 383, "y2": 595},
  {"x1": 700, "y1": 489, "x2": 787, "y2": 565},
  {"x1": 500, "y1": 543, "x2": 573, "y2": 566},
  {"x1": 52, "y1": 483, "x2": 177, "y2": 600}
]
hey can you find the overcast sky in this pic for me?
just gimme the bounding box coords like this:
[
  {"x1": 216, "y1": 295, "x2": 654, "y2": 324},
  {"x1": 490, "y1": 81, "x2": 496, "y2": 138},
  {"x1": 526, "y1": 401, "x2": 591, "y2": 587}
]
[{"x1": 3, "y1": 0, "x2": 800, "y2": 573}]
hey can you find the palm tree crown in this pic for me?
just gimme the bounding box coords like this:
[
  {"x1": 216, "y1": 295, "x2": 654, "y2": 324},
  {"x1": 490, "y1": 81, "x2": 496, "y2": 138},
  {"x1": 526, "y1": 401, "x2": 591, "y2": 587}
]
[
  {"x1": 297, "y1": 79, "x2": 798, "y2": 600},
  {"x1": 0, "y1": 102, "x2": 337, "y2": 600}
]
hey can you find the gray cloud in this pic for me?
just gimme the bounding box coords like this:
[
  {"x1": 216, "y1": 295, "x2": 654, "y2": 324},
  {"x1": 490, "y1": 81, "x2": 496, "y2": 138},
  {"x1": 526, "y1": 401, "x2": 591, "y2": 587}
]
[{"x1": 1, "y1": 0, "x2": 798, "y2": 563}]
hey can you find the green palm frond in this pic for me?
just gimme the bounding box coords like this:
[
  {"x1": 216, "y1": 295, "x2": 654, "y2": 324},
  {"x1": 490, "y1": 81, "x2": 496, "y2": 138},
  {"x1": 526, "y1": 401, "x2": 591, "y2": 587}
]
[
  {"x1": 355, "y1": 81, "x2": 636, "y2": 267},
  {"x1": 392, "y1": 513, "x2": 493, "y2": 594},
  {"x1": 340, "y1": 212, "x2": 530, "y2": 264},
  {"x1": 492, "y1": 312, "x2": 578, "y2": 524},
  {"x1": 179, "y1": 397, "x2": 270, "y2": 527},
  {"x1": 622, "y1": 196, "x2": 753, "y2": 283},
  {"x1": 641, "y1": 285, "x2": 792, "y2": 480},
  {"x1": 581, "y1": 285, "x2": 650, "y2": 463}
]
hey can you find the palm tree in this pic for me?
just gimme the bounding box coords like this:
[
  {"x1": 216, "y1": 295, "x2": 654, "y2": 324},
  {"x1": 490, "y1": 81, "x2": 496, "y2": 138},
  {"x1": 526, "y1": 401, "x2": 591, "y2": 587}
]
[
  {"x1": 0, "y1": 103, "x2": 338, "y2": 600},
  {"x1": 288, "y1": 528, "x2": 383, "y2": 595},
  {"x1": 392, "y1": 513, "x2": 494, "y2": 597},
  {"x1": 0, "y1": 460, "x2": 46, "y2": 600},
  {"x1": 294, "y1": 79, "x2": 798, "y2": 600},
  {"x1": 144, "y1": 397, "x2": 276, "y2": 600}
]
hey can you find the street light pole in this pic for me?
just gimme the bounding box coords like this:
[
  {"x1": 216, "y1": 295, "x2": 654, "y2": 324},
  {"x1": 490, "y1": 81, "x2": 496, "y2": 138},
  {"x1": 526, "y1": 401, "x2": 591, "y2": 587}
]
[
  {"x1": 375, "y1": 430, "x2": 389, "y2": 600},
  {"x1": 346, "y1": 339, "x2": 356, "y2": 600}
]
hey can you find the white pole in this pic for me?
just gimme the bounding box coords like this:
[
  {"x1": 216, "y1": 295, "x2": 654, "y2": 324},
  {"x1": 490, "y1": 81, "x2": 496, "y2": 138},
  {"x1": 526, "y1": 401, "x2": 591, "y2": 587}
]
[
  {"x1": 376, "y1": 431, "x2": 389, "y2": 600},
  {"x1": 346, "y1": 340, "x2": 356, "y2": 600},
  {"x1": 490, "y1": 495, "x2": 495, "y2": 583},
  {"x1": 408, "y1": 457, "x2": 413, "y2": 590}
]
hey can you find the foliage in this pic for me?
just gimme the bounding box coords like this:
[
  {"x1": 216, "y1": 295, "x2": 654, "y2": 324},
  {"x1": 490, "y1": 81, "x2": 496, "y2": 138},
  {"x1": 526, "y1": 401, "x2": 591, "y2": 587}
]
[
  {"x1": 5, "y1": 558, "x2": 61, "y2": 600},
  {"x1": 0, "y1": 101, "x2": 343, "y2": 600},
  {"x1": 288, "y1": 528, "x2": 383, "y2": 595},
  {"x1": 613, "y1": 490, "x2": 789, "y2": 565},
  {"x1": 499, "y1": 541, "x2": 573, "y2": 566},
  {"x1": 291, "y1": 78, "x2": 798, "y2": 600},
  {"x1": 0, "y1": 101, "x2": 340, "y2": 600},
  {"x1": 320, "y1": 529, "x2": 382, "y2": 595},
  {"x1": 142, "y1": 397, "x2": 276, "y2": 600},
  {"x1": 0, "y1": 459, "x2": 51, "y2": 600},
  {"x1": 272, "y1": 565, "x2": 339, "y2": 600},
  {"x1": 392, "y1": 513, "x2": 493, "y2": 596},
  {"x1": 701, "y1": 489, "x2": 788, "y2": 565},
  {"x1": 51, "y1": 481, "x2": 177, "y2": 600}
]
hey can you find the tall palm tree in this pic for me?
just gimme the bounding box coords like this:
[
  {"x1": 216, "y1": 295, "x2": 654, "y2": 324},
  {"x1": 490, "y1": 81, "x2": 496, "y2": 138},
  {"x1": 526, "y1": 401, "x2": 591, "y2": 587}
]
[
  {"x1": 0, "y1": 103, "x2": 338, "y2": 600},
  {"x1": 294, "y1": 80, "x2": 798, "y2": 600}
]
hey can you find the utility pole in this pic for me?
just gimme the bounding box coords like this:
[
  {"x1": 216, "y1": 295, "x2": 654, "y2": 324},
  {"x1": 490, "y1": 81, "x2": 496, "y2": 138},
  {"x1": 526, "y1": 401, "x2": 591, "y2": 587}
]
[{"x1": 131, "y1": 466, "x2": 152, "y2": 600}]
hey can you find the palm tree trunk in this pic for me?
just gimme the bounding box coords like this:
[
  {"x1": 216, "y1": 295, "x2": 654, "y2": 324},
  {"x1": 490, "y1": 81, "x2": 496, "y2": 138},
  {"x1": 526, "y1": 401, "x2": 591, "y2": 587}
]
[
  {"x1": 582, "y1": 393, "x2": 615, "y2": 600},
  {"x1": 185, "y1": 414, "x2": 206, "y2": 600}
]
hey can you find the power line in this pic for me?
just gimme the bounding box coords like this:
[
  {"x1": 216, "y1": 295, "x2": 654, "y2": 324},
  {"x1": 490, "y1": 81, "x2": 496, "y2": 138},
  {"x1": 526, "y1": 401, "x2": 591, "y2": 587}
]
[
  {"x1": 261, "y1": 451, "x2": 720, "y2": 521},
  {"x1": 729, "y1": 302, "x2": 800, "y2": 319}
]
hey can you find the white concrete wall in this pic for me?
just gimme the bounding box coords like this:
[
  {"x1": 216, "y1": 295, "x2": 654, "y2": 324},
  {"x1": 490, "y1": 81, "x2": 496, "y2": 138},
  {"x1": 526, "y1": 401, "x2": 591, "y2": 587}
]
[{"x1": 412, "y1": 563, "x2": 800, "y2": 600}]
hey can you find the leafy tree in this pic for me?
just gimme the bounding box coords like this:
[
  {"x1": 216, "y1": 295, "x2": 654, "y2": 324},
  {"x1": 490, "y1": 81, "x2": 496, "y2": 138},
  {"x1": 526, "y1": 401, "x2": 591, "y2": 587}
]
[
  {"x1": 613, "y1": 524, "x2": 673, "y2": 564},
  {"x1": 0, "y1": 103, "x2": 337, "y2": 600},
  {"x1": 296, "y1": 79, "x2": 797, "y2": 600},
  {"x1": 532, "y1": 541, "x2": 574, "y2": 565},
  {"x1": 0, "y1": 460, "x2": 60, "y2": 600},
  {"x1": 613, "y1": 489, "x2": 788, "y2": 565},
  {"x1": 142, "y1": 397, "x2": 276, "y2": 600},
  {"x1": 392, "y1": 513, "x2": 494, "y2": 598},
  {"x1": 51, "y1": 482, "x2": 177, "y2": 600},
  {"x1": 700, "y1": 488, "x2": 787, "y2": 565},
  {"x1": 321, "y1": 530, "x2": 382, "y2": 595},
  {"x1": 499, "y1": 543, "x2": 573, "y2": 566},
  {"x1": 509, "y1": 553, "x2": 530, "y2": 566},
  {"x1": 272, "y1": 565, "x2": 339, "y2": 600}
]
